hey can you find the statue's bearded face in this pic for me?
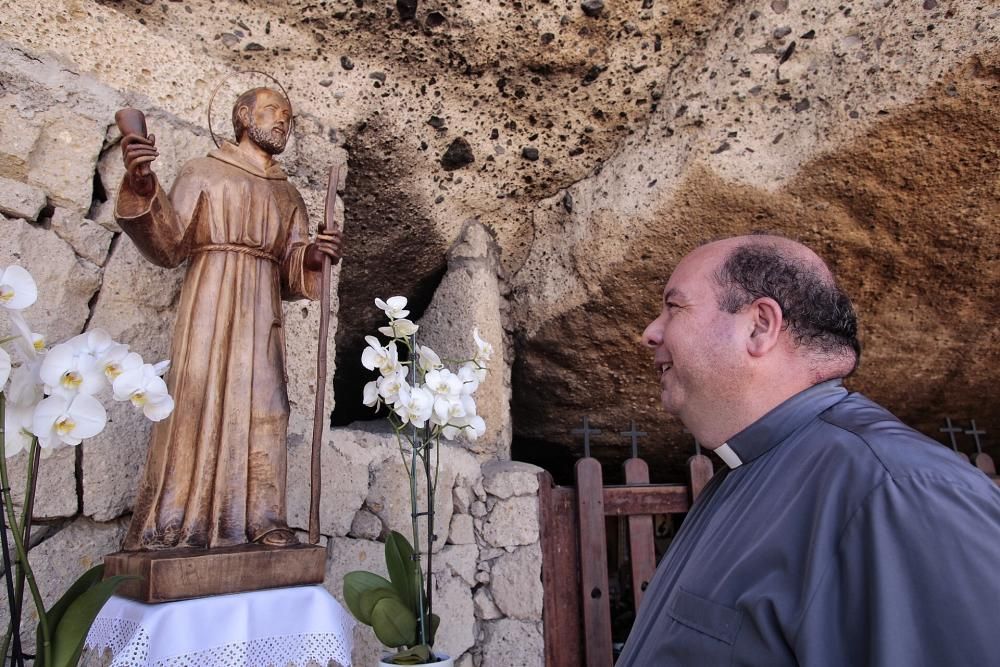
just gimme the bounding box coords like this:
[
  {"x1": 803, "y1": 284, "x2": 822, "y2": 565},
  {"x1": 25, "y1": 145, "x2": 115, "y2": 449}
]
[{"x1": 244, "y1": 89, "x2": 291, "y2": 155}]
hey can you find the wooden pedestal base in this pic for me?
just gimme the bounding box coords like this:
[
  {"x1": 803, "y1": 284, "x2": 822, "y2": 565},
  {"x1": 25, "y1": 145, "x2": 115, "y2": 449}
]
[{"x1": 103, "y1": 543, "x2": 327, "y2": 603}]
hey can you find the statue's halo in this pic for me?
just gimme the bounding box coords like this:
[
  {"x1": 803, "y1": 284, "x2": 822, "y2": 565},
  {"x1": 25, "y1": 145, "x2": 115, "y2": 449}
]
[{"x1": 208, "y1": 70, "x2": 295, "y2": 148}]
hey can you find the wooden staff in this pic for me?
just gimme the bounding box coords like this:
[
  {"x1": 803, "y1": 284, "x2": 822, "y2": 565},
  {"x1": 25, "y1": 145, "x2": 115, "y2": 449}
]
[{"x1": 309, "y1": 163, "x2": 343, "y2": 544}]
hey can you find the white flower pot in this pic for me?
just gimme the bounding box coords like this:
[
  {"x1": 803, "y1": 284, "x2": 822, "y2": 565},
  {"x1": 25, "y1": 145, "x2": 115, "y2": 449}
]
[{"x1": 379, "y1": 654, "x2": 454, "y2": 667}]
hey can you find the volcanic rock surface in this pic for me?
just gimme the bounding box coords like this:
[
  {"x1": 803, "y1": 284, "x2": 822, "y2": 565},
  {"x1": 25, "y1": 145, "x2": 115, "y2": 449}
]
[{"x1": 1, "y1": 0, "x2": 997, "y2": 483}]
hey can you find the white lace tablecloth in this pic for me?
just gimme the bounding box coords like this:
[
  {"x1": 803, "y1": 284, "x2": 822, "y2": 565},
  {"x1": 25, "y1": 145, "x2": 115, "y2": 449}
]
[{"x1": 83, "y1": 585, "x2": 354, "y2": 667}]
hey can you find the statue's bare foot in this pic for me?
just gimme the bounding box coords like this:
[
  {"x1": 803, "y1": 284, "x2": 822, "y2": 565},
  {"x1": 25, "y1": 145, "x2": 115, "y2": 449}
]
[{"x1": 256, "y1": 527, "x2": 300, "y2": 547}]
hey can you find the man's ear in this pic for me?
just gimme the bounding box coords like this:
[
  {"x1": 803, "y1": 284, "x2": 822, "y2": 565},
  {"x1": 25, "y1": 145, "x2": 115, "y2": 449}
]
[
  {"x1": 237, "y1": 105, "x2": 251, "y2": 136},
  {"x1": 746, "y1": 297, "x2": 783, "y2": 357}
]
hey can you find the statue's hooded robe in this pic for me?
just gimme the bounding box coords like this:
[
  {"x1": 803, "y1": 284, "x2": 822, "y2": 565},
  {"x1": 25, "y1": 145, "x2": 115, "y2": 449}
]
[{"x1": 115, "y1": 141, "x2": 320, "y2": 550}]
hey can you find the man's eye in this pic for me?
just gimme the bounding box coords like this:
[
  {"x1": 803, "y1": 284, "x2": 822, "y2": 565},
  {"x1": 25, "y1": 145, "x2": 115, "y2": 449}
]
[{"x1": 666, "y1": 302, "x2": 680, "y2": 310}]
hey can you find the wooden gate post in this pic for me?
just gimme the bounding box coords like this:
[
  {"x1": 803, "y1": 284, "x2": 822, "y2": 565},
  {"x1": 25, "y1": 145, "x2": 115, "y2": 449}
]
[
  {"x1": 622, "y1": 456, "x2": 656, "y2": 613},
  {"x1": 687, "y1": 452, "x2": 714, "y2": 502},
  {"x1": 576, "y1": 456, "x2": 613, "y2": 667},
  {"x1": 538, "y1": 471, "x2": 583, "y2": 667}
]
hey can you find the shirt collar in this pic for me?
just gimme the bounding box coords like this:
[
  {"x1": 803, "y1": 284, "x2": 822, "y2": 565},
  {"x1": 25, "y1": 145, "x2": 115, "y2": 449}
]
[{"x1": 714, "y1": 379, "x2": 849, "y2": 469}]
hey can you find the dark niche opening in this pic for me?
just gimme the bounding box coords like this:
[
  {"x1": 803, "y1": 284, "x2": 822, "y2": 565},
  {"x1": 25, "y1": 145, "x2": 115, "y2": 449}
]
[{"x1": 330, "y1": 263, "x2": 448, "y2": 426}]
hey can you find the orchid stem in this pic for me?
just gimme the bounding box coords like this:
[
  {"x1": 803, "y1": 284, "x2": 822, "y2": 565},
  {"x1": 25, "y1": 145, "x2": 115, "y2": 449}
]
[
  {"x1": 9, "y1": 440, "x2": 39, "y2": 667},
  {"x1": 1, "y1": 501, "x2": 21, "y2": 666},
  {"x1": 0, "y1": 399, "x2": 50, "y2": 667},
  {"x1": 0, "y1": 394, "x2": 25, "y2": 667},
  {"x1": 423, "y1": 438, "x2": 435, "y2": 632}
]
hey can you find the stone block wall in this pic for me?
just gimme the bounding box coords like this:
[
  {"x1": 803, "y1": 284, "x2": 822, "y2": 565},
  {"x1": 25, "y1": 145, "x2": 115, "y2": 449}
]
[
  {"x1": 318, "y1": 213, "x2": 542, "y2": 666},
  {"x1": 322, "y1": 433, "x2": 544, "y2": 667},
  {"x1": 0, "y1": 42, "x2": 546, "y2": 665}
]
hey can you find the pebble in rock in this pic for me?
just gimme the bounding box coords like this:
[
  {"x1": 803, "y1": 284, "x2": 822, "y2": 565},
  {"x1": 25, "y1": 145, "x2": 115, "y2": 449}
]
[
  {"x1": 581, "y1": 0, "x2": 604, "y2": 18},
  {"x1": 397, "y1": 0, "x2": 418, "y2": 21},
  {"x1": 522, "y1": 147, "x2": 540, "y2": 161},
  {"x1": 441, "y1": 138, "x2": 475, "y2": 171}
]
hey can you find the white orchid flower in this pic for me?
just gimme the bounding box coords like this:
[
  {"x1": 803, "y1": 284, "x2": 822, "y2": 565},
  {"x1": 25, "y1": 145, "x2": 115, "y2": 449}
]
[
  {"x1": 394, "y1": 383, "x2": 434, "y2": 428},
  {"x1": 68, "y1": 329, "x2": 118, "y2": 364},
  {"x1": 472, "y1": 328, "x2": 493, "y2": 367},
  {"x1": 152, "y1": 359, "x2": 171, "y2": 377},
  {"x1": 362, "y1": 380, "x2": 380, "y2": 408},
  {"x1": 113, "y1": 363, "x2": 175, "y2": 422},
  {"x1": 437, "y1": 390, "x2": 478, "y2": 430},
  {"x1": 32, "y1": 393, "x2": 107, "y2": 448},
  {"x1": 100, "y1": 350, "x2": 142, "y2": 383},
  {"x1": 434, "y1": 394, "x2": 473, "y2": 427},
  {"x1": 441, "y1": 414, "x2": 487, "y2": 442},
  {"x1": 375, "y1": 296, "x2": 409, "y2": 320},
  {"x1": 364, "y1": 368, "x2": 409, "y2": 409},
  {"x1": 457, "y1": 362, "x2": 481, "y2": 395},
  {"x1": 378, "y1": 318, "x2": 419, "y2": 338},
  {"x1": 7, "y1": 362, "x2": 42, "y2": 407},
  {"x1": 29, "y1": 332, "x2": 45, "y2": 353},
  {"x1": 0, "y1": 346, "x2": 10, "y2": 389},
  {"x1": 4, "y1": 401, "x2": 36, "y2": 458},
  {"x1": 377, "y1": 369, "x2": 408, "y2": 407},
  {"x1": 361, "y1": 336, "x2": 400, "y2": 377},
  {"x1": 5, "y1": 311, "x2": 37, "y2": 360},
  {"x1": 425, "y1": 368, "x2": 463, "y2": 398},
  {"x1": 424, "y1": 369, "x2": 464, "y2": 423},
  {"x1": 40, "y1": 342, "x2": 106, "y2": 398},
  {"x1": 464, "y1": 414, "x2": 487, "y2": 440},
  {"x1": 0, "y1": 266, "x2": 37, "y2": 311},
  {"x1": 417, "y1": 345, "x2": 443, "y2": 373}
]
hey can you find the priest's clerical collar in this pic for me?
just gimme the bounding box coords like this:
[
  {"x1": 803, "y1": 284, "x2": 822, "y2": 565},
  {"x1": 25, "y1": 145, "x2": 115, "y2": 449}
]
[{"x1": 714, "y1": 379, "x2": 849, "y2": 469}]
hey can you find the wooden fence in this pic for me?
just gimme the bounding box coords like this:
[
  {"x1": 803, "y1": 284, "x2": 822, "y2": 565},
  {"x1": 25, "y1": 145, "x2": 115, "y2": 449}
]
[
  {"x1": 537, "y1": 451, "x2": 1000, "y2": 667},
  {"x1": 537, "y1": 452, "x2": 714, "y2": 667}
]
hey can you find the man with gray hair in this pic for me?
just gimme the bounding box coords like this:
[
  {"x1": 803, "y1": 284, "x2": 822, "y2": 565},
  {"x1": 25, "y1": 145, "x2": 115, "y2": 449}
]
[{"x1": 617, "y1": 235, "x2": 1000, "y2": 665}]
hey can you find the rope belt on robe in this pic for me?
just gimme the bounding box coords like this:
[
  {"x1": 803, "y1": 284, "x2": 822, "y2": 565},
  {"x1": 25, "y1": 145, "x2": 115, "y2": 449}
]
[{"x1": 191, "y1": 243, "x2": 281, "y2": 264}]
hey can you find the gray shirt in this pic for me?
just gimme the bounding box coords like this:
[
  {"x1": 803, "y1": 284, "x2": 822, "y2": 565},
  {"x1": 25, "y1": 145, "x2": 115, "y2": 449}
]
[{"x1": 617, "y1": 380, "x2": 1000, "y2": 666}]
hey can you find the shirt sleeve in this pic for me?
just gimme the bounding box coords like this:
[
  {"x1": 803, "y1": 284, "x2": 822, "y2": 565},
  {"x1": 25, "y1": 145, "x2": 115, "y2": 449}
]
[{"x1": 794, "y1": 474, "x2": 1000, "y2": 666}]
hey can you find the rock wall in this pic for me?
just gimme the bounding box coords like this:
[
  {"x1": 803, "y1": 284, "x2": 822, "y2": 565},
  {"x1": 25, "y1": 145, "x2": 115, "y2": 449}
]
[
  {"x1": 1, "y1": 0, "x2": 996, "y2": 474},
  {"x1": 0, "y1": 45, "x2": 536, "y2": 661},
  {"x1": 320, "y1": 221, "x2": 541, "y2": 666},
  {"x1": 0, "y1": 0, "x2": 997, "y2": 661}
]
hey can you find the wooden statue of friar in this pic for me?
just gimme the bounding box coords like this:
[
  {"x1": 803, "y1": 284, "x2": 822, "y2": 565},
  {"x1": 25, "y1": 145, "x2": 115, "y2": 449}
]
[{"x1": 113, "y1": 87, "x2": 343, "y2": 552}]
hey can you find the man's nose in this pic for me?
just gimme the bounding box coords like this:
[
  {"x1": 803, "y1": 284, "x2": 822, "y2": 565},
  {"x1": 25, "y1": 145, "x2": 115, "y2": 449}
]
[{"x1": 641, "y1": 318, "x2": 662, "y2": 348}]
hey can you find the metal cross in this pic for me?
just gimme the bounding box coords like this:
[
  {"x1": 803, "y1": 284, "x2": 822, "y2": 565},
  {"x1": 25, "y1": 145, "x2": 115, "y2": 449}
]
[
  {"x1": 620, "y1": 420, "x2": 648, "y2": 459},
  {"x1": 939, "y1": 418, "x2": 964, "y2": 453},
  {"x1": 965, "y1": 420, "x2": 987, "y2": 455},
  {"x1": 572, "y1": 416, "x2": 601, "y2": 459}
]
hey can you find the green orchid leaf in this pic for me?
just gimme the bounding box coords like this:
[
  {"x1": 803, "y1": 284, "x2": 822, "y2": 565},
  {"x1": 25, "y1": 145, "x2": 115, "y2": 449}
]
[
  {"x1": 42, "y1": 564, "x2": 105, "y2": 632},
  {"x1": 370, "y1": 596, "x2": 417, "y2": 648},
  {"x1": 343, "y1": 571, "x2": 394, "y2": 625},
  {"x1": 48, "y1": 574, "x2": 136, "y2": 667},
  {"x1": 389, "y1": 644, "x2": 432, "y2": 664},
  {"x1": 385, "y1": 531, "x2": 418, "y2": 613},
  {"x1": 359, "y1": 586, "x2": 404, "y2": 625},
  {"x1": 36, "y1": 564, "x2": 107, "y2": 666}
]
